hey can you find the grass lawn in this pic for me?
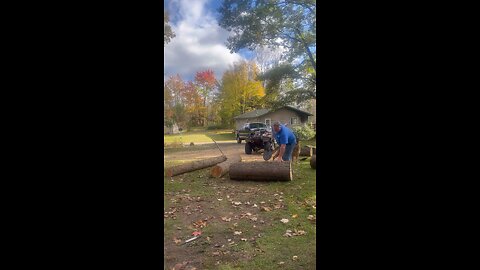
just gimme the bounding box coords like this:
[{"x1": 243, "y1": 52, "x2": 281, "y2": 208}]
[
  {"x1": 164, "y1": 129, "x2": 235, "y2": 144},
  {"x1": 164, "y1": 159, "x2": 317, "y2": 269}
]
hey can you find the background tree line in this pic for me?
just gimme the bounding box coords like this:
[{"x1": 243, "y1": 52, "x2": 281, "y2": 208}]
[{"x1": 164, "y1": 1, "x2": 316, "y2": 130}]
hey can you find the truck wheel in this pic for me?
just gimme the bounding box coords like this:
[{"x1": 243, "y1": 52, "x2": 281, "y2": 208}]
[
  {"x1": 237, "y1": 136, "x2": 242, "y2": 144},
  {"x1": 245, "y1": 143, "x2": 252, "y2": 154}
]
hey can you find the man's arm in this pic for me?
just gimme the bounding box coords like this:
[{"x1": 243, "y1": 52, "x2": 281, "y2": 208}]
[{"x1": 275, "y1": 144, "x2": 286, "y2": 161}]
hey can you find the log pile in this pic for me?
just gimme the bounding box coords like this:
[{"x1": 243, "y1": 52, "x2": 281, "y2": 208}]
[
  {"x1": 165, "y1": 155, "x2": 227, "y2": 177},
  {"x1": 210, "y1": 155, "x2": 242, "y2": 178},
  {"x1": 229, "y1": 161, "x2": 292, "y2": 181},
  {"x1": 300, "y1": 145, "x2": 313, "y2": 157}
]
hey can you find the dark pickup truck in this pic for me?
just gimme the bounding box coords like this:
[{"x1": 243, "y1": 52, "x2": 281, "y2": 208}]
[{"x1": 235, "y1": 122, "x2": 271, "y2": 143}]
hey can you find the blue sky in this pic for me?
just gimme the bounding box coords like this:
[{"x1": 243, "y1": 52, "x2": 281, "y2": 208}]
[{"x1": 164, "y1": 0, "x2": 254, "y2": 82}]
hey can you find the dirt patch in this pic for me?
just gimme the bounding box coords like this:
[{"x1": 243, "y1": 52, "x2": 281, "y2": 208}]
[{"x1": 164, "y1": 176, "x2": 288, "y2": 269}]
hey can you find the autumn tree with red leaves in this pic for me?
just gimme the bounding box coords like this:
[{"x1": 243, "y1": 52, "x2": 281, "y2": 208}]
[{"x1": 194, "y1": 69, "x2": 217, "y2": 127}]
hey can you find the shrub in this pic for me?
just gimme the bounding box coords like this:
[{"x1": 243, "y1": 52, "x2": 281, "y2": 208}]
[{"x1": 291, "y1": 125, "x2": 316, "y2": 141}]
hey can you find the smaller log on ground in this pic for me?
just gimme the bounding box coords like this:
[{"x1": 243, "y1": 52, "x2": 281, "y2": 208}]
[
  {"x1": 229, "y1": 161, "x2": 292, "y2": 181},
  {"x1": 300, "y1": 145, "x2": 313, "y2": 157},
  {"x1": 310, "y1": 155, "x2": 316, "y2": 169},
  {"x1": 312, "y1": 146, "x2": 316, "y2": 155},
  {"x1": 166, "y1": 155, "x2": 227, "y2": 177},
  {"x1": 210, "y1": 155, "x2": 242, "y2": 178}
]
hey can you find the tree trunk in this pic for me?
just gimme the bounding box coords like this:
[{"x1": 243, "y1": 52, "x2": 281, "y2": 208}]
[
  {"x1": 310, "y1": 155, "x2": 316, "y2": 169},
  {"x1": 165, "y1": 155, "x2": 227, "y2": 177},
  {"x1": 210, "y1": 155, "x2": 242, "y2": 178},
  {"x1": 229, "y1": 161, "x2": 292, "y2": 181},
  {"x1": 300, "y1": 146, "x2": 313, "y2": 157}
]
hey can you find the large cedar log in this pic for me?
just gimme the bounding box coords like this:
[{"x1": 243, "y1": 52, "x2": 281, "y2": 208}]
[
  {"x1": 310, "y1": 155, "x2": 316, "y2": 169},
  {"x1": 166, "y1": 155, "x2": 227, "y2": 177},
  {"x1": 300, "y1": 145, "x2": 313, "y2": 157},
  {"x1": 210, "y1": 155, "x2": 242, "y2": 178},
  {"x1": 229, "y1": 161, "x2": 292, "y2": 181}
]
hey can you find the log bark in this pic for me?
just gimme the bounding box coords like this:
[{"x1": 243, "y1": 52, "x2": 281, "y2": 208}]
[
  {"x1": 310, "y1": 155, "x2": 316, "y2": 169},
  {"x1": 300, "y1": 145, "x2": 313, "y2": 157},
  {"x1": 210, "y1": 155, "x2": 242, "y2": 178},
  {"x1": 229, "y1": 162, "x2": 292, "y2": 181},
  {"x1": 165, "y1": 155, "x2": 227, "y2": 177}
]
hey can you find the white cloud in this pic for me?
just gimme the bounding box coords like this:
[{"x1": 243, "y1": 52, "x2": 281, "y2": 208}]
[{"x1": 164, "y1": 0, "x2": 243, "y2": 82}]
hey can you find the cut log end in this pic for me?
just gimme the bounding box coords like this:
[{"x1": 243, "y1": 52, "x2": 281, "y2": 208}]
[
  {"x1": 210, "y1": 166, "x2": 222, "y2": 178},
  {"x1": 310, "y1": 155, "x2": 316, "y2": 169},
  {"x1": 210, "y1": 155, "x2": 242, "y2": 178}
]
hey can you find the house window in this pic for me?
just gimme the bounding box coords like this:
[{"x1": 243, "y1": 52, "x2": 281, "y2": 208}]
[
  {"x1": 291, "y1": 117, "x2": 298, "y2": 125},
  {"x1": 265, "y1": 118, "x2": 271, "y2": 126}
]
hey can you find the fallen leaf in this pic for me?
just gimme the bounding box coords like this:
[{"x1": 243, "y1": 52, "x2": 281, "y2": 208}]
[
  {"x1": 192, "y1": 231, "x2": 202, "y2": 236},
  {"x1": 192, "y1": 220, "x2": 207, "y2": 228},
  {"x1": 261, "y1": 207, "x2": 272, "y2": 212},
  {"x1": 173, "y1": 261, "x2": 189, "y2": 270},
  {"x1": 278, "y1": 262, "x2": 285, "y2": 265},
  {"x1": 233, "y1": 201, "x2": 242, "y2": 206},
  {"x1": 294, "y1": 230, "x2": 306, "y2": 236},
  {"x1": 173, "y1": 237, "x2": 182, "y2": 244},
  {"x1": 292, "y1": 256, "x2": 298, "y2": 261},
  {"x1": 253, "y1": 204, "x2": 258, "y2": 208},
  {"x1": 234, "y1": 231, "x2": 242, "y2": 235},
  {"x1": 240, "y1": 238, "x2": 247, "y2": 241},
  {"x1": 292, "y1": 214, "x2": 298, "y2": 218},
  {"x1": 217, "y1": 198, "x2": 223, "y2": 201},
  {"x1": 280, "y1": 218, "x2": 289, "y2": 224}
]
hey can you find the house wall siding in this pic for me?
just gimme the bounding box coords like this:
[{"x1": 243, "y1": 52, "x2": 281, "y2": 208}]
[{"x1": 263, "y1": 108, "x2": 307, "y2": 126}]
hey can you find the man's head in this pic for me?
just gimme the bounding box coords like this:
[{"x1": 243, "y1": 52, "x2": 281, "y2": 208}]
[{"x1": 273, "y1": 121, "x2": 282, "y2": 132}]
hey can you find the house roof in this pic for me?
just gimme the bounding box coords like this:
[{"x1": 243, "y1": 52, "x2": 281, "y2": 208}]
[{"x1": 233, "y1": 106, "x2": 313, "y2": 119}]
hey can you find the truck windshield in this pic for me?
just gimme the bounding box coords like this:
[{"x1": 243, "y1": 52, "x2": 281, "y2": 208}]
[{"x1": 250, "y1": 123, "x2": 266, "y2": 129}]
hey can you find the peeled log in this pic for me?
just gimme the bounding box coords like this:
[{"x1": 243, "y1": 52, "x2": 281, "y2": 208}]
[
  {"x1": 166, "y1": 155, "x2": 227, "y2": 177},
  {"x1": 310, "y1": 155, "x2": 316, "y2": 169},
  {"x1": 300, "y1": 145, "x2": 313, "y2": 157},
  {"x1": 229, "y1": 162, "x2": 292, "y2": 181},
  {"x1": 210, "y1": 155, "x2": 242, "y2": 178}
]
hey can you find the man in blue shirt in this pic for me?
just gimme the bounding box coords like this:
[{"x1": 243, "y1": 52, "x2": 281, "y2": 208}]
[{"x1": 272, "y1": 121, "x2": 297, "y2": 162}]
